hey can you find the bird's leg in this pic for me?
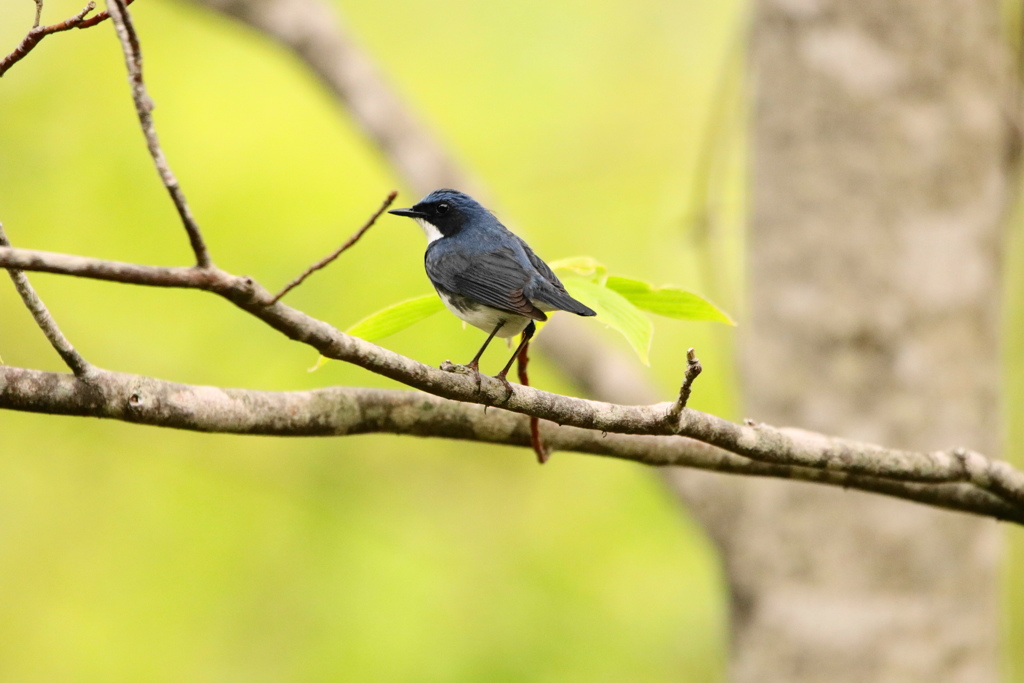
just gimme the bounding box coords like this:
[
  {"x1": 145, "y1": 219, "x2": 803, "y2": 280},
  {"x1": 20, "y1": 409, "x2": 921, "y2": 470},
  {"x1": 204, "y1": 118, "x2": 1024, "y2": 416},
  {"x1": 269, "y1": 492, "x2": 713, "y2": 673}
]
[
  {"x1": 467, "y1": 321, "x2": 503, "y2": 369},
  {"x1": 464, "y1": 321, "x2": 504, "y2": 391},
  {"x1": 494, "y1": 321, "x2": 536, "y2": 401}
]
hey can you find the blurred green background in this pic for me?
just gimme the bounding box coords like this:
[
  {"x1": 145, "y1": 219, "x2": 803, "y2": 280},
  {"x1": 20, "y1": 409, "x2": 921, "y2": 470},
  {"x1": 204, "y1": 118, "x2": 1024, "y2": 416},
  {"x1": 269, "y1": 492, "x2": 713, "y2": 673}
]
[{"x1": 1, "y1": 0, "x2": 1022, "y2": 680}]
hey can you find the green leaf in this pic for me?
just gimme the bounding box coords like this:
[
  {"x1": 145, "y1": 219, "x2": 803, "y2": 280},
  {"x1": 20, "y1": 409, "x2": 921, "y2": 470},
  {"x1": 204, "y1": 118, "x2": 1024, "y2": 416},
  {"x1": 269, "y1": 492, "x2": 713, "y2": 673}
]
[
  {"x1": 346, "y1": 293, "x2": 445, "y2": 341},
  {"x1": 312, "y1": 293, "x2": 446, "y2": 372},
  {"x1": 549, "y1": 255, "x2": 608, "y2": 284},
  {"x1": 605, "y1": 276, "x2": 734, "y2": 325},
  {"x1": 561, "y1": 276, "x2": 653, "y2": 364}
]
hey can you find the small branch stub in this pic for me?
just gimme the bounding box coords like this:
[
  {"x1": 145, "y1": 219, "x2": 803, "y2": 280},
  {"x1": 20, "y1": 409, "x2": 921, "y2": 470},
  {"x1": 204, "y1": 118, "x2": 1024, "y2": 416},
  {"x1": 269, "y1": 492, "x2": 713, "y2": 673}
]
[{"x1": 669, "y1": 348, "x2": 702, "y2": 418}]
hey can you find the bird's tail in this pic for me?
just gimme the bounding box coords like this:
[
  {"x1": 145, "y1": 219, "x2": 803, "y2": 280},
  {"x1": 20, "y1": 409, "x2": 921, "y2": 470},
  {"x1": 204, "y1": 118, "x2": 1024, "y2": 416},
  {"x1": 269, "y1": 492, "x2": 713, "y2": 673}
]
[
  {"x1": 559, "y1": 294, "x2": 596, "y2": 317},
  {"x1": 527, "y1": 280, "x2": 596, "y2": 317}
]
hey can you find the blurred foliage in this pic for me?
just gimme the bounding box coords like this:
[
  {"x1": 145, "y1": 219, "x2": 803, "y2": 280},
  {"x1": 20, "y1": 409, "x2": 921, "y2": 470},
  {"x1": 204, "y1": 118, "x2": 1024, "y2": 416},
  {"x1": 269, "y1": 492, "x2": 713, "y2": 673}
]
[{"x1": 0, "y1": 0, "x2": 748, "y2": 679}]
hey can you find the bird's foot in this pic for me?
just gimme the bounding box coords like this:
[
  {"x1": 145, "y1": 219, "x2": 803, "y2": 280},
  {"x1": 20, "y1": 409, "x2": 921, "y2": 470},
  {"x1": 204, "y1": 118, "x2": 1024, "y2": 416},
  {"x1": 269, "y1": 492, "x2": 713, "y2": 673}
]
[
  {"x1": 440, "y1": 360, "x2": 484, "y2": 393},
  {"x1": 493, "y1": 373, "x2": 515, "y2": 404}
]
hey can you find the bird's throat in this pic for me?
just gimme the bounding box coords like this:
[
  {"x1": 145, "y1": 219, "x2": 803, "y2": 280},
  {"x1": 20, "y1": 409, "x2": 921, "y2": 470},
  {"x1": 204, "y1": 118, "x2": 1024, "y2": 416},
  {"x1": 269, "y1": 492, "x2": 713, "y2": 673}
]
[{"x1": 415, "y1": 218, "x2": 443, "y2": 243}]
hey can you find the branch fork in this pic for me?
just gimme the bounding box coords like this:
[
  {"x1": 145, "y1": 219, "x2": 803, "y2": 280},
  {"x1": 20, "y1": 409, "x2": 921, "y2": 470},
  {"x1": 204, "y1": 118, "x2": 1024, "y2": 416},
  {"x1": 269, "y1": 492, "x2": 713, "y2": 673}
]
[{"x1": 0, "y1": 0, "x2": 137, "y2": 78}]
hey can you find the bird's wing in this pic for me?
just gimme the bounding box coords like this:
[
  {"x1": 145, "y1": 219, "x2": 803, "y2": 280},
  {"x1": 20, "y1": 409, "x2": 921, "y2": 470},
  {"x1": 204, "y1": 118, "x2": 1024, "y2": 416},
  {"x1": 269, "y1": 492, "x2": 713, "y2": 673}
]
[
  {"x1": 426, "y1": 244, "x2": 548, "y2": 321},
  {"x1": 518, "y1": 236, "x2": 561, "y2": 285},
  {"x1": 516, "y1": 236, "x2": 597, "y2": 317}
]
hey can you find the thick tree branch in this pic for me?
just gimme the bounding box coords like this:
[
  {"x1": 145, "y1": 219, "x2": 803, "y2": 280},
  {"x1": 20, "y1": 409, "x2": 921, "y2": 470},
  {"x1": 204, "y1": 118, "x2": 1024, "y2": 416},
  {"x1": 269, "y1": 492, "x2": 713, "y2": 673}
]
[
  {"x1": 1, "y1": 244, "x2": 1022, "y2": 518},
  {"x1": 1, "y1": 364, "x2": 1020, "y2": 524}
]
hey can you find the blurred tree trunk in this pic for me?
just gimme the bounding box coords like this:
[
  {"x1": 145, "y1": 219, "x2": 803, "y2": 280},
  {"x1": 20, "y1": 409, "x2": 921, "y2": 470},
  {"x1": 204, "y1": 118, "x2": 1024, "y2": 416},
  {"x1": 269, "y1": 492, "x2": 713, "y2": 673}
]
[
  {"x1": 677, "y1": 1, "x2": 1011, "y2": 680},
  {"x1": 186, "y1": 0, "x2": 1014, "y2": 675}
]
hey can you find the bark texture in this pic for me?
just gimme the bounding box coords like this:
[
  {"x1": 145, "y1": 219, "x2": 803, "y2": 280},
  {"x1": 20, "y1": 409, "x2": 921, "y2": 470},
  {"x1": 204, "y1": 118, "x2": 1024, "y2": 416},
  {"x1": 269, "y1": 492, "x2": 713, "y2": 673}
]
[{"x1": 710, "y1": 1, "x2": 1010, "y2": 680}]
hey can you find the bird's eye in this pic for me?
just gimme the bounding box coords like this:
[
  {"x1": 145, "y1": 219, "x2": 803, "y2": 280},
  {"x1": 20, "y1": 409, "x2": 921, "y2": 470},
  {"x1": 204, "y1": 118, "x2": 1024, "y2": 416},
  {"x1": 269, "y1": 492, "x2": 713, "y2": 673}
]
[{"x1": 436, "y1": 202, "x2": 450, "y2": 214}]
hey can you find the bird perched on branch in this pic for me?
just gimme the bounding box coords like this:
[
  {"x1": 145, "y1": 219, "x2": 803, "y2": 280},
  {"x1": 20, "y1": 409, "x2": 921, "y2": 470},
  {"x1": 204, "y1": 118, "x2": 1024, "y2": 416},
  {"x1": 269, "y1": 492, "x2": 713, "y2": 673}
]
[{"x1": 389, "y1": 189, "x2": 596, "y2": 391}]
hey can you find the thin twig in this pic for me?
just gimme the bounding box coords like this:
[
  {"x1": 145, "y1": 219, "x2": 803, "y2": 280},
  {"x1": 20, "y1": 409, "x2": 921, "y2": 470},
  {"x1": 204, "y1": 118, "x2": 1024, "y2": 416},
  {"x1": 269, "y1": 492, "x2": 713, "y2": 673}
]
[
  {"x1": 269, "y1": 190, "x2": 397, "y2": 304},
  {"x1": 0, "y1": 1, "x2": 96, "y2": 77},
  {"x1": 0, "y1": 225, "x2": 93, "y2": 378},
  {"x1": 77, "y1": 0, "x2": 136, "y2": 28},
  {"x1": 33, "y1": 0, "x2": 44, "y2": 28},
  {"x1": 105, "y1": 0, "x2": 212, "y2": 268}
]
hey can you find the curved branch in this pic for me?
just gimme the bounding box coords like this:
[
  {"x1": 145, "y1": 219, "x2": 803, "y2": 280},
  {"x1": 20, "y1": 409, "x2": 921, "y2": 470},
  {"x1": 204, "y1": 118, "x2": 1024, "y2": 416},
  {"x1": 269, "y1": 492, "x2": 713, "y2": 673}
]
[
  {"x1": 1, "y1": 364, "x2": 1020, "y2": 524},
  {"x1": 2, "y1": 244, "x2": 1022, "y2": 517}
]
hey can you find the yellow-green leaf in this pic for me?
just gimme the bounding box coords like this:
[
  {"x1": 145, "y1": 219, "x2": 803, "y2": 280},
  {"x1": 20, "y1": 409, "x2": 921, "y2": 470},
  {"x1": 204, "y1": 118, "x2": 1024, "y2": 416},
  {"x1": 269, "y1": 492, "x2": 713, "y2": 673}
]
[
  {"x1": 605, "y1": 276, "x2": 734, "y2": 325},
  {"x1": 549, "y1": 255, "x2": 608, "y2": 284},
  {"x1": 346, "y1": 293, "x2": 445, "y2": 341},
  {"x1": 312, "y1": 293, "x2": 446, "y2": 371},
  {"x1": 561, "y1": 276, "x2": 653, "y2": 364}
]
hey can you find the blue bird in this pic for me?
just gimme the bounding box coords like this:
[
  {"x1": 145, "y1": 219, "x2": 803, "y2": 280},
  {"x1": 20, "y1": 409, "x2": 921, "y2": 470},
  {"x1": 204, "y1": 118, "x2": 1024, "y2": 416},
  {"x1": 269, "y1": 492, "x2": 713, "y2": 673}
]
[{"x1": 389, "y1": 189, "x2": 596, "y2": 390}]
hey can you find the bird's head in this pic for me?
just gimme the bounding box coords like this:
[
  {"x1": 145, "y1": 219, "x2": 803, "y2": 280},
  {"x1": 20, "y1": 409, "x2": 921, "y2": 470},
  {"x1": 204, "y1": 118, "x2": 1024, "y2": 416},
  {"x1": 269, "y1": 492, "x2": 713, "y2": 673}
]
[{"x1": 388, "y1": 189, "x2": 489, "y2": 242}]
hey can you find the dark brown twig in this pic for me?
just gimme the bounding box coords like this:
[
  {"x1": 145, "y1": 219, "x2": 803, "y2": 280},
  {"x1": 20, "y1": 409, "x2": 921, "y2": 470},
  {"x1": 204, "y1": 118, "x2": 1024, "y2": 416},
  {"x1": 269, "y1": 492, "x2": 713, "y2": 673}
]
[
  {"x1": 516, "y1": 335, "x2": 548, "y2": 464},
  {"x1": 269, "y1": 190, "x2": 397, "y2": 304},
  {"x1": 0, "y1": 1, "x2": 96, "y2": 77},
  {"x1": 0, "y1": 225, "x2": 93, "y2": 378},
  {"x1": 105, "y1": 0, "x2": 212, "y2": 268}
]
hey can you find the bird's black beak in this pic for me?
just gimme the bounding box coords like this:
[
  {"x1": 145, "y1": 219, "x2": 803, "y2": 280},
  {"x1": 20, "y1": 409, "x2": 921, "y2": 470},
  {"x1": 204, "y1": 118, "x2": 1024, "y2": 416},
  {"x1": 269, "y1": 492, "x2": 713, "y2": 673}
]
[{"x1": 388, "y1": 208, "x2": 426, "y2": 218}]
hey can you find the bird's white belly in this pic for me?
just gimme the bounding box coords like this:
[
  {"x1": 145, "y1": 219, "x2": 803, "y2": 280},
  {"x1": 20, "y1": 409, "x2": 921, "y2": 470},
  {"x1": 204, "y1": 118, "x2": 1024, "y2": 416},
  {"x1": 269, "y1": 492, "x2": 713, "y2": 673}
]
[{"x1": 437, "y1": 290, "x2": 531, "y2": 338}]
